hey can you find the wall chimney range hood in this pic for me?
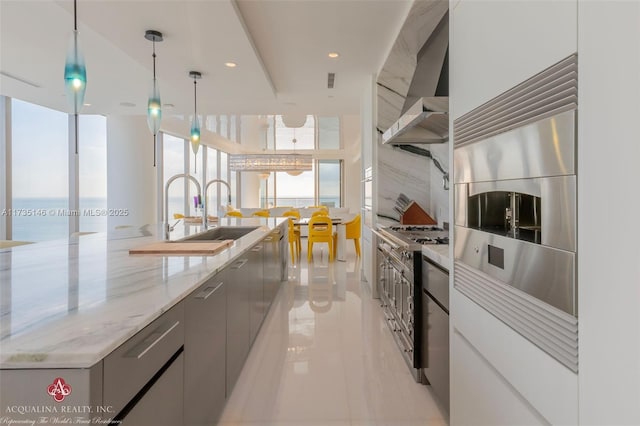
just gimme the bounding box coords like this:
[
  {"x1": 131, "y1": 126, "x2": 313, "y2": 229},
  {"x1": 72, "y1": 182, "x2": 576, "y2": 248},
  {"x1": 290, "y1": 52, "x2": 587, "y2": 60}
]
[{"x1": 382, "y1": 96, "x2": 448, "y2": 144}]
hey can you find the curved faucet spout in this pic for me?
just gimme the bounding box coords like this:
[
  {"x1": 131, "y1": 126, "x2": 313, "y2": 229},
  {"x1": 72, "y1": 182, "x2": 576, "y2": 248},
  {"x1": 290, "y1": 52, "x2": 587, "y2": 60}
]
[
  {"x1": 164, "y1": 173, "x2": 203, "y2": 240},
  {"x1": 203, "y1": 179, "x2": 232, "y2": 222}
]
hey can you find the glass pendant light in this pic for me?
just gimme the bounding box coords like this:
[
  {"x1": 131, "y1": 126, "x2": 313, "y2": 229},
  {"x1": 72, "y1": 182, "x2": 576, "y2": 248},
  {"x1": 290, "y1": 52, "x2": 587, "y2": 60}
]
[
  {"x1": 64, "y1": 0, "x2": 86, "y2": 154},
  {"x1": 145, "y1": 30, "x2": 163, "y2": 167},
  {"x1": 189, "y1": 71, "x2": 202, "y2": 173}
]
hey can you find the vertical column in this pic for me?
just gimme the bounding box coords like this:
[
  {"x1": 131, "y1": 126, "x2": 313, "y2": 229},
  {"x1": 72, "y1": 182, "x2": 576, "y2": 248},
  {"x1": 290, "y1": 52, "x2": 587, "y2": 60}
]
[
  {"x1": 68, "y1": 115, "x2": 80, "y2": 235},
  {"x1": 107, "y1": 116, "x2": 157, "y2": 229},
  {"x1": 156, "y1": 132, "x2": 164, "y2": 223},
  {"x1": 0, "y1": 97, "x2": 11, "y2": 240}
]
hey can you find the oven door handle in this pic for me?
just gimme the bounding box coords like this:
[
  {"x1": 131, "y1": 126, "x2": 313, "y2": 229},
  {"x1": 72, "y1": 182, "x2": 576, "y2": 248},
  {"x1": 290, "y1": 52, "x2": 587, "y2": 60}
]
[{"x1": 372, "y1": 229, "x2": 402, "y2": 251}]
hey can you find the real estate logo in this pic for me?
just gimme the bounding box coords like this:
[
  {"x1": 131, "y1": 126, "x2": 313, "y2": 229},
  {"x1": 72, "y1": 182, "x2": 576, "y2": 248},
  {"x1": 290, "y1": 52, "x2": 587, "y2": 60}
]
[{"x1": 47, "y1": 377, "x2": 72, "y2": 402}]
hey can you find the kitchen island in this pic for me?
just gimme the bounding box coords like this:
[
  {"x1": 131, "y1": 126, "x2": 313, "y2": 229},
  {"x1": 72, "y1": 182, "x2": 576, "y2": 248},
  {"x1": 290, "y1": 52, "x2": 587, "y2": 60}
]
[{"x1": 0, "y1": 217, "x2": 287, "y2": 424}]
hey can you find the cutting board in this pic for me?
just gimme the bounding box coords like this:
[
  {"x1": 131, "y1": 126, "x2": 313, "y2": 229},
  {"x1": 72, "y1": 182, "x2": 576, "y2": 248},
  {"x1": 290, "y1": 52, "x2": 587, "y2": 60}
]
[{"x1": 129, "y1": 239, "x2": 233, "y2": 255}]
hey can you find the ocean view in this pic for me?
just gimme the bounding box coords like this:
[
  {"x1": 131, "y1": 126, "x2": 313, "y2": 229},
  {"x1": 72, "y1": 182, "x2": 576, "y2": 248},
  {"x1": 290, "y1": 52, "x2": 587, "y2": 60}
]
[{"x1": 12, "y1": 198, "x2": 107, "y2": 242}]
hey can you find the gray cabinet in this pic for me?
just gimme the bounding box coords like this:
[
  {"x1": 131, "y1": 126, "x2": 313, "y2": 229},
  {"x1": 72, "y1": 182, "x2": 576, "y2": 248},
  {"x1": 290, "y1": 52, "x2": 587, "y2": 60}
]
[
  {"x1": 120, "y1": 352, "x2": 184, "y2": 426},
  {"x1": 184, "y1": 271, "x2": 226, "y2": 426},
  {"x1": 226, "y1": 255, "x2": 251, "y2": 395},
  {"x1": 249, "y1": 243, "x2": 265, "y2": 343},
  {"x1": 103, "y1": 302, "x2": 184, "y2": 423},
  {"x1": 262, "y1": 230, "x2": 280, "y2": 307}
]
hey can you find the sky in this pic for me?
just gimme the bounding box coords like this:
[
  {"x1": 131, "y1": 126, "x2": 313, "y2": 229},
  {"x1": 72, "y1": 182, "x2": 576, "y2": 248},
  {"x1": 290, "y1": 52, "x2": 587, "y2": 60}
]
[{"x1": 11, "y1": 98, "x2": 106, "y2": 198}]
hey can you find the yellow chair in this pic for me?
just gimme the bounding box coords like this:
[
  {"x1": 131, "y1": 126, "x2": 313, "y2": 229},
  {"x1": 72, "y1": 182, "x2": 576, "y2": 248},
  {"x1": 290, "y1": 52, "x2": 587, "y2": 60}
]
[
  {"x1": 173, "y1": 213, "x2": 185, "y2": 219},
  {"x1": 282, "y1": 209, "x2": 300, "y2": 220},
  {"x1": 252, "y1": 210, "x2": 270, "y2": 217},
  {"x1": 311, "y1": 209, "x2": 329, "y2": 218},
  {"x1": 307, "y1": 215, "x2": 334, "y2": 262},
  {"x1": 287, "y1": 218, "x2": 300, "y2": 264},
  {"x1": 283, "y1": 210, "x2": 302, "y2": 258},
  {"x1": 345, "y1": 214, "x2": 361, "y2": 257},
  {"x1": 225, "y1": 210, "x2": 243, "y2": 217}
]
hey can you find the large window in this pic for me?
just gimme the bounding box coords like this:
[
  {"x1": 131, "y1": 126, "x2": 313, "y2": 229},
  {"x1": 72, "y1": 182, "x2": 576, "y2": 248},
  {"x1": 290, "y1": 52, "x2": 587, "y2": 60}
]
[
  {"x1": 275, "y1": 170, "x2": 315, "y2": 207},
  {"x1": 161, "y1": 133, "x2": 232, "y2": 219},
  {"x1": 205, "y1": 147, "x2": 219, "y2": 214},
  {"x1": 11, "y1": 99, "x2": 68, "y2": 242},
  {"x1": 317, "y1": 160, "x2": 342, "y2": 207},
  {"x1": 163, "y1": 134, "x2": 186, "y2": 220},
  {"x1": 317, "y1": 117, "x2": 341, "y2": 149},
  {"x1": 258, "y1": 115, "x2": 343, "y2": 208},
  {"x1": 275, "y1": 115, "x2": 315, "y2": 150}
]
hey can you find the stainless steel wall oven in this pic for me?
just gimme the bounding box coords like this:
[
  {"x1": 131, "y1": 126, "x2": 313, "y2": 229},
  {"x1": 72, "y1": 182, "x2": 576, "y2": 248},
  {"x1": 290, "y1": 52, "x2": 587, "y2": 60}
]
[{"x1": 453, "y1": 54, "x2": 579, "y2": 372}]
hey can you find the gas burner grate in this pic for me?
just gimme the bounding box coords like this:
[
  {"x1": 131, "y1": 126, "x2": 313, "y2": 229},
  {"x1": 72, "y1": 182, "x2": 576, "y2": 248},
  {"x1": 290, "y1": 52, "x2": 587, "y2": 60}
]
[
  {"x1": 389, "y1": 225, "x2": 444, "y2": 232},
  {"x1": 413, "y1": 237, "x2": 449, "y2": 245}
]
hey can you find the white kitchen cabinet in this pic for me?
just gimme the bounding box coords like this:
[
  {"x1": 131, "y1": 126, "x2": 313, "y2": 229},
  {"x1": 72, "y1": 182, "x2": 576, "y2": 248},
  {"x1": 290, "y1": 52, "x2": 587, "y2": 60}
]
[
  {"x1": 577, "y1": 2, "x2": 640, "y2": 424},
  {"x1": 451, "y1": 0, "x2": 577, "y2": 119}
]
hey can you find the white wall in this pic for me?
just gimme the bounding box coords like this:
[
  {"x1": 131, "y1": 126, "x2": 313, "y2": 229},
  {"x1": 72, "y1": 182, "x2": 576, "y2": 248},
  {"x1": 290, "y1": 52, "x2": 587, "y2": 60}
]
[
  {"x1": 341, "y1": 114, "x2": 362, "y2": 215},
  {"x1": 577, "y1": 1, "x2": 640, "y2": 423},
  {"x1": 106, "y1": 115, "x2": 157, "y2": 229}
]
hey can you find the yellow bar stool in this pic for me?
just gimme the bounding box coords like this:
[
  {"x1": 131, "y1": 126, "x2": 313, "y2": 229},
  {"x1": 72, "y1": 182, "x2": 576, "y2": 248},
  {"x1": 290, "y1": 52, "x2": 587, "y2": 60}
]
[
  {"x1": 283, "y1": 210, "x2": 302, "y2": 258},
  {"x1": 225, "y1": 210, "x2": 243, "y2": 217},
  {"x1": 252, "y1": 210, "x2": 270, "y2": 217},
  {"x1": 345, "y1": 214, "x2": 362, "y2": 257},
  {"x1": 307, "y1": 215, "x2": 334, "y2": 262},
  {"x1": 287, "y1": 218, "x2": 300, "y2": 264}
]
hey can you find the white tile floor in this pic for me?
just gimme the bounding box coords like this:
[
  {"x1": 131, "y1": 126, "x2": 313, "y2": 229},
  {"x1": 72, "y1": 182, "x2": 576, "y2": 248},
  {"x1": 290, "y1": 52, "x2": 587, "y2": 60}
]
[{"x1": 219, "y1": 243, "x2": 448, "y2": 426}]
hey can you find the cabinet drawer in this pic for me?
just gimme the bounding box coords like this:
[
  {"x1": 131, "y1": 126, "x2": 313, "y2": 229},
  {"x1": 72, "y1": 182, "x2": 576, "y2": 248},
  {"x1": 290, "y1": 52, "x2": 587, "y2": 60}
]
[{"x1": 104, "y1": 302, "x2": 184, "y2": 415}]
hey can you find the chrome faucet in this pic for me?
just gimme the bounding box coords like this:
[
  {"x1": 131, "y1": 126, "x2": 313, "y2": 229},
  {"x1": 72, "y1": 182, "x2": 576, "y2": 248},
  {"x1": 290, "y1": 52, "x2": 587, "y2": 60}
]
[
  {"x1": 164, "y1": 174, "x2": 204, "y2": 240},
  {"x1": 203, "y1": 179, "x2": 232, "y2": 227}
]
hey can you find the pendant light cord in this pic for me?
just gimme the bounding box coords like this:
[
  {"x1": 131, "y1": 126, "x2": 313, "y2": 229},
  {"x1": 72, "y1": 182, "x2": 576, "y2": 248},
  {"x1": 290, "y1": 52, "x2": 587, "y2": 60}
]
[
  {"x1": 193, "y1": 77, "x2": 198, "y2": 173},
  {"x1": 73, "y1": 0, "x2": 77, "y2": 31},
  {"x1": 152, "y1": 41, "x2": 156, "y2": 80},
  {"x1": 193, "y1": 78, "x2": 197, "y2": 117}
]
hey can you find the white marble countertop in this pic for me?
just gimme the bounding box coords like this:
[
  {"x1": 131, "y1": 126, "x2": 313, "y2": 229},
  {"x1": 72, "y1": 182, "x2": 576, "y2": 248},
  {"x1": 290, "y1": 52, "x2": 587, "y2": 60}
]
[
  {"x1": 0, "y1": 218, "x2": 286, "y2": 369},
  {"x1": 421, "y1": 244, "x2": 451, "y2": 271}
]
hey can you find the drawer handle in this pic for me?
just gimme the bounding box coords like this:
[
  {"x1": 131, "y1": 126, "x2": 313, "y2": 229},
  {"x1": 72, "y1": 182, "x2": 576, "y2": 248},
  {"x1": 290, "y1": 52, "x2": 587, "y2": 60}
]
[
  {"x1": 251, "y1": 245, "x2": 263, "y2": 251},
  {"x1": 232, "y1": 259, "x2": 248, "y2": 269},
  {"x1": 127, "y1": 321, "x2": 180, "y2": 360},
  {"x1": 195, "y1": 281, "x2": 223, "y2": 300}
]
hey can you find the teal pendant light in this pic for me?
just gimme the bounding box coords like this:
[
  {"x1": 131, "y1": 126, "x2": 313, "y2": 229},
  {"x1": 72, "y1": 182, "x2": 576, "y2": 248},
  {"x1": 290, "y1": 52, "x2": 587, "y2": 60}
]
[
  {"x1": 64, "y1": 0, "x2": 86, "y2": 154},
  {"x1": 145, "y1": 30, "x2": 164, "y2": 167},
  {"x1": 189, "y1": 71, "x2": 202, "y2": 173}
]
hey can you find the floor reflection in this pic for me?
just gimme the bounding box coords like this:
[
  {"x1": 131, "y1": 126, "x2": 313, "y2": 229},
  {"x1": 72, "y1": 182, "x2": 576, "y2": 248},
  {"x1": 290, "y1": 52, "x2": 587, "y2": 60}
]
[{"x1": 219, "y1": 242, "x2": 447, "y2": 426}]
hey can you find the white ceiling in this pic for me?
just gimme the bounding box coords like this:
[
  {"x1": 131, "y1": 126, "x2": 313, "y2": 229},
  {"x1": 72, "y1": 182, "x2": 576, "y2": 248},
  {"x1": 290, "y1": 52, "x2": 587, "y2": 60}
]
[{"x1": 0, "y1": 0, "x2": 413, "y2": 117}]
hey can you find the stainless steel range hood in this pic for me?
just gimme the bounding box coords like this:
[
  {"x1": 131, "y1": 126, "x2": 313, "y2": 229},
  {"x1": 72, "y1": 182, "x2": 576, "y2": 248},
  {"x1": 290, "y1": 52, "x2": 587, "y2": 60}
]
[{"x1": 382, "y1": 96, "x2": 448, "y2": 145}]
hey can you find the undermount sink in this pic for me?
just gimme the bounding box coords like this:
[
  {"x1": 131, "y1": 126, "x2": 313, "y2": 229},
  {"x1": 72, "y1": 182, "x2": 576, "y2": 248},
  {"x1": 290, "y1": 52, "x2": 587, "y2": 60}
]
[{"x1": 176, "y1": 226, "x2": 259, "y2": 242}]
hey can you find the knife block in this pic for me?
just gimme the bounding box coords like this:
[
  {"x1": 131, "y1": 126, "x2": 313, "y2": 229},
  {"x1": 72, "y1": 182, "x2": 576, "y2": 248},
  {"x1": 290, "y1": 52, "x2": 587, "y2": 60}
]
[{"x1": 400, "y1": 201, "x2": 437, "y2": 225}]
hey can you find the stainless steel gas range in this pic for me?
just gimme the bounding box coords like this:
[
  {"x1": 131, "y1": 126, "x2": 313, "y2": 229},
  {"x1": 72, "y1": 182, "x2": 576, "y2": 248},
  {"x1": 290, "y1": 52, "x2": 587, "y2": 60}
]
[{"x1": 373, "y1": 225, "x2": 448, "y2": 381}]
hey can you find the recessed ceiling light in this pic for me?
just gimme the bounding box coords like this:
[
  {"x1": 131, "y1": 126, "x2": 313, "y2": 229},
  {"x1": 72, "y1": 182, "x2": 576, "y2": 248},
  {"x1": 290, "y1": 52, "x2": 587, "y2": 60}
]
[
  {"x1": 225, "y1": 62, "x2": 237, "y2": 68},
  {"x1": 163, "y1": 103, "x2": 175, "y2": 109},
  {"x1": 83, "y1": 103, "x2": 91, "y2": 106},
  {"x1": 120, "y1": 101, "x2": 136, "y2": 107},
  {"x1": 328, "y1": 52, "x2": 340, "y2": 59}
]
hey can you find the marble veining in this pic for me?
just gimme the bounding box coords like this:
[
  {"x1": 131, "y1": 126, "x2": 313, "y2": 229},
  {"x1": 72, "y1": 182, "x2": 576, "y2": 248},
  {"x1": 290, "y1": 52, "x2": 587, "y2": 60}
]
[
  {"x1": 422, "y1": 244, "x2": 451, "y2": 271},
  {"x1": 377, "y1": 143, "x2": 431, "y2": 222},
  {"x1": 376, "y1": 0, "x2": 449, "y2": 131},
  {"x1": 0, "y1": 218, "x2": 286, "y2": 369}
]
